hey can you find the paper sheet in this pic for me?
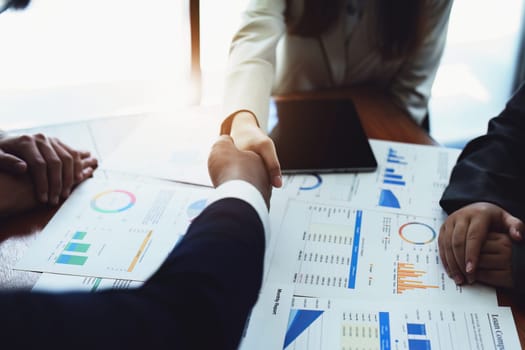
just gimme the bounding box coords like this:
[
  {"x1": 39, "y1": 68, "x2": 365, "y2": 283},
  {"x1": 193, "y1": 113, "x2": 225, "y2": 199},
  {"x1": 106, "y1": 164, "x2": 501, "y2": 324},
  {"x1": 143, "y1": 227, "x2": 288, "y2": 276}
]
[
  {"x1": 101, "y1": 106, "x2": 222, "y2": 187},
  {"x1": 241, "y1": 285, "x2": 520, "y2": 350},
  {"x1": 16, "y1": 178, "x2": 211, "y2": 280},
  {"x1": 32, "y1": 273, "x2": 142, "y2": 292}
]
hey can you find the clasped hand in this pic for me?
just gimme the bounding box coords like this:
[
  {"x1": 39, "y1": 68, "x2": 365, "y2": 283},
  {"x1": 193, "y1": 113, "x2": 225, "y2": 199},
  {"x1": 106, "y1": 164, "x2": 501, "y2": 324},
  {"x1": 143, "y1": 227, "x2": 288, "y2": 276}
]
[
  {"x1": 208, "y1": 135, "x2": 272, "y2": 208},
  {"x1": 0, "y1": 134, "x2": 98, "y2": 205},
  {"x1": 438, "y1": 202, "x2": 523, "y2": 288},
  {"x1": 229, "y1": 111, "x2": 282, "y2": 188}
]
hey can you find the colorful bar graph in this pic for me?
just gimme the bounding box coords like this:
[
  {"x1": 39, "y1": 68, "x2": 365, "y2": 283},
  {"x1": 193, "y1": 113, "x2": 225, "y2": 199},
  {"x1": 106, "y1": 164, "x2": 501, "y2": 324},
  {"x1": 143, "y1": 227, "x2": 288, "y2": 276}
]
[
  {"x1": 72, "y1": 231, "x2": 87, "y2": 240},
  {"x1": 56, "y1": 254, "x2": 88, "y2": 266},
  {"x1": 396, "y1": 262, "x2": 439, "y2": 294},
  {"x1": 64, "y1": 242, "x2": 90, "y2": 253}
]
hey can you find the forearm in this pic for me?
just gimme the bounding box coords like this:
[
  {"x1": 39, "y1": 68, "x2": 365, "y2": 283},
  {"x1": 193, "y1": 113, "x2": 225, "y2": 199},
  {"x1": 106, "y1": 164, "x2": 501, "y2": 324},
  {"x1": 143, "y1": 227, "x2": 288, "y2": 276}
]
[{"x1": 222, "y1": 1, "x2": 286, "y2": 130}]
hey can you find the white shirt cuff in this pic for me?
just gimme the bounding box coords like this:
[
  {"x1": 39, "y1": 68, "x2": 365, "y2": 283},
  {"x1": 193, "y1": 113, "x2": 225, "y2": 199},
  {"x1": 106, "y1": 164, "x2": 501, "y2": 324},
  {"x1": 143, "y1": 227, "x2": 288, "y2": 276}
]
[{"x1": 207, "y1": 180, "x2": 270, "y2": 246}]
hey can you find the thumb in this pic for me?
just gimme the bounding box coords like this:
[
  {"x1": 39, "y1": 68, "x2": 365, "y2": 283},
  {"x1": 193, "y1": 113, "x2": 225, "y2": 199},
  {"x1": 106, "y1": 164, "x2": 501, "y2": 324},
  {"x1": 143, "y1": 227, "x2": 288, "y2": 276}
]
[
  {"x1": 259, "y1": 146, "x2": 282, "y2": 188},
  {"x1": 502, "y1": 211, "x2": 525, "y2": 241},
  {"x1": 0, "y1": 150, "x2": 27, "y2": 173}
]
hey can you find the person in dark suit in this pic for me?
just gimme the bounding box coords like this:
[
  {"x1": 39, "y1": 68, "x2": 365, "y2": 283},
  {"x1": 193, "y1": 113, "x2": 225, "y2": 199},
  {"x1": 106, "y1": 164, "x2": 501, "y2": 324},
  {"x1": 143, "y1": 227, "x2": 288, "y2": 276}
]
[
  {"x1": 439, "y1": 83, "x2": 525, "y2": 297},
  {"x1": 0, "y1": 135, "x2": 272, "y2": 349}
]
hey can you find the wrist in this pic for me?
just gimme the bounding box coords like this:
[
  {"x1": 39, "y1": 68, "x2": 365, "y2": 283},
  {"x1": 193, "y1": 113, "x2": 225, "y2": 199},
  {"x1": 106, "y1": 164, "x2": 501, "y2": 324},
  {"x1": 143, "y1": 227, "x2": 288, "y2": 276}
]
[{"x1": 221, "y1": 110, "x2": 259, "y2": 135}]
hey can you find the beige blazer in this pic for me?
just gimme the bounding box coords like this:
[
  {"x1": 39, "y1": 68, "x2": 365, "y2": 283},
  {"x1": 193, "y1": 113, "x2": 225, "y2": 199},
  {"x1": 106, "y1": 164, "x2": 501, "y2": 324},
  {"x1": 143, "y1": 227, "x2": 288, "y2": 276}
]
[{"x1": 223, "y1": 0, "x2": 453, "y2": 131}]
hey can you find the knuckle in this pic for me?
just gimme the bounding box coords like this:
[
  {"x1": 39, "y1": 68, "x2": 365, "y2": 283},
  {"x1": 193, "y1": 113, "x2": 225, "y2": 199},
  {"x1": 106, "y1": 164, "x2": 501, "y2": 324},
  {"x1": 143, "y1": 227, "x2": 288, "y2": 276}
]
[
  {"x1": 49, "y1": 158, "x2": 62, "y2": 169},
  {"x1": 32, "y1": 158, "x2": 47, "y2": 170},
  {"x1": 62, "y1": 153, "x2": 74, "y2": 166},
  {"x1": 33, "y1": 133, "x2": 47, "y2": 141},
  {"x1": 465, "y1": 232, "x2": 479, "y2": 242},
  {"x1": 18, "y1": 134, "x2": 34, "y2": 143},
  {"x1": 452, "y1": 239, "x2": 464, "y2": 250}
]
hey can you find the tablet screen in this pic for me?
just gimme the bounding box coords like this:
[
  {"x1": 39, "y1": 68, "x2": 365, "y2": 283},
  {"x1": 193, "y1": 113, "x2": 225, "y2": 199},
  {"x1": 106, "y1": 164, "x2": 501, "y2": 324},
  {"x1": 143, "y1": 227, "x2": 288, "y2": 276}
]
[{"x1": 268, "y1": 98, "x2": 377, "y2": 173}]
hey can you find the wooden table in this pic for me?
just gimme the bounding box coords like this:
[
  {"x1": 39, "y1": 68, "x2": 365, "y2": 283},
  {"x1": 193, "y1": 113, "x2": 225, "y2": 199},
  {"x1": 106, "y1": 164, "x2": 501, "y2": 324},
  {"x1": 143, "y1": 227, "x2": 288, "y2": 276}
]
[{"x1": 1, "y1": 89, "x2": 524, "y2": 347}]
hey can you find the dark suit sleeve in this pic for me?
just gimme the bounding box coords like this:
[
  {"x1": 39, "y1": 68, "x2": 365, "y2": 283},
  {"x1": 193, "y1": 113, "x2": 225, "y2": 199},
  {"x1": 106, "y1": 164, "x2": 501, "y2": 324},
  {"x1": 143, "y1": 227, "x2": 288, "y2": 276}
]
[
  {"x1": 440, "y1": 84, "x2": 525, "y2": 220},
  {"x1": 0, "y1": 198, "x2": 265, "y2": 350},
  {"x1": 440, "y1": 84, "x2": 525, "y2": 296}
]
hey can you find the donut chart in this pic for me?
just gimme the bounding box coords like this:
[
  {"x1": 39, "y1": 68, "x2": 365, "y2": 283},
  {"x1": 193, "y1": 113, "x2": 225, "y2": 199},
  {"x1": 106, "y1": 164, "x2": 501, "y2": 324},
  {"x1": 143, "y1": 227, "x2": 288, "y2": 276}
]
[
  {"x1": 398, "y1": 222, "x2": 436, "y2": 245},
  {"x1": 90, "y1": 190, "x2": 136, "y2": 213}
]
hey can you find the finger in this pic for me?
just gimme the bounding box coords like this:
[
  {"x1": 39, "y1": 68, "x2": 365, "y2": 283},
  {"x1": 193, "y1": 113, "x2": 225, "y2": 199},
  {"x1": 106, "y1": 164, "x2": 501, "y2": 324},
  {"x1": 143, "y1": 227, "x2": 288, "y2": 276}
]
[
  {"x1": 34, "y1": 134, "x2": 62, "y2": 205},
  {"x1": 17, "y1": 137, "x2": 49, "y2": 203},
  {"x1": 253, "y1": 138, "x2": 282, "y2": 188},
  {"x1": 209, "y1": 135, "x2": 235, "y2": 160},
  {"x1": 463, "y1": 214, "x2": 491, "y2": 280},
  {"x1": 81, "y1": 157, "x2": 98, "y2": 171},
  {"x1": 501, "y1": 211, "x2": 525, "y2": 241},
  {"x1": 476, "y1": 269, "x2": 513, "y2": 289},
  {"x1": 0, "y1": 150, "x2": 27, "y2": 173},
  {"x1": 77, "y1": 158, "x2": 98, "y2": 182},
  {"x1": 213, "y1": 135, "x2": 235, "y2": 148},
  {"x1": 438, "y1": 222, "x2": 451, "y2": 275},
  {"x1": 55, "y1": 139, "x2": 85, "y2": 182},
  {"x1": 208, "y1": 136, "x2": 235, "y2": 187},
  {"x1": 50, "y1": 138, "x2": 74, "y2": 198},
  {"x1": 440, "y1": 221, "x2": 465, "y2": 285},
  {"x1": 81, "y1": 167, "x2": 95, "y2": 180},
  {"x1": 451, "y1": 218, "x2": 469, "y2": 276}
]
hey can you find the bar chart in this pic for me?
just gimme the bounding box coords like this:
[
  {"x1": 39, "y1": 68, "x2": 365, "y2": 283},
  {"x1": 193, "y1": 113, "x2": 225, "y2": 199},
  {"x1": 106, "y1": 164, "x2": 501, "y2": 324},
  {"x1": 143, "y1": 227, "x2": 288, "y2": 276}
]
[
  {"x1": 396, "y1": 262, "x2": 439, "y2": 294},
  {"x1": 56, "y1": 231, "x2": 90, "y2": 266}
]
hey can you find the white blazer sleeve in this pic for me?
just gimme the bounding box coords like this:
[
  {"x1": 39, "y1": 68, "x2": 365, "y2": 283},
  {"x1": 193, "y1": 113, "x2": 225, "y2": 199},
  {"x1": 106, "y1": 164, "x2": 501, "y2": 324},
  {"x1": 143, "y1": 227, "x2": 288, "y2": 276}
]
[{"x1": 222, "y1": 0, "x2": 286, "y2": 131}]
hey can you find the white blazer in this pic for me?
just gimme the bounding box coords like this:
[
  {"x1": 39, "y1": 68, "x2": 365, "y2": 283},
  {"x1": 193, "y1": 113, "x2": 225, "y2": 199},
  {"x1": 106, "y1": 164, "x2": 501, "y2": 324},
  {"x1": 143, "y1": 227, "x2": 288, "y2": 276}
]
[{"x1": 223, "y1": 0, "x2": 453, "y2": 131}]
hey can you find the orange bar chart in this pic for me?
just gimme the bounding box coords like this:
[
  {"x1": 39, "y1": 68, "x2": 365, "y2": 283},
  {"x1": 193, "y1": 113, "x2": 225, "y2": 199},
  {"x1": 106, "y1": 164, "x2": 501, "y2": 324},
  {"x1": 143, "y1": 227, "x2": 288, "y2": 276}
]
[{"x1": 396, "y1": 262, "x2": 439, "y2": 294}]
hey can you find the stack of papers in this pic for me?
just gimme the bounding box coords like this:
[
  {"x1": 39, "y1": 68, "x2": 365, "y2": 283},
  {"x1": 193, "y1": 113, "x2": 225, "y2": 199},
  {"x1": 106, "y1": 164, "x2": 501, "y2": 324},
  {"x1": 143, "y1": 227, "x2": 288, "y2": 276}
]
[{"x1": 15, "y1": 137, "x2": 521, "y2": 349}]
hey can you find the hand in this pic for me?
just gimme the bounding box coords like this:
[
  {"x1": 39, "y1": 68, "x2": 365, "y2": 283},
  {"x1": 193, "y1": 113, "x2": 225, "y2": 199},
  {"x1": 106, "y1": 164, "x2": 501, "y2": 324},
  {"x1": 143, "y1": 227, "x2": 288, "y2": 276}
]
[
  {"x1": 230, "y1": 111, "x2": 282, "y2": 188},
  {"x1": 438, "y1": 202, "x2": 523, "y2": 285},
  {"x1": 208, "y1": 135, "x2": 272, "y2": 208},
  {"x1": 476, "y1": 232, "x2": 513, "y2": 289},
  {"x1": 0, "y1": 172, "x2": 38, "y2": 217},
  {"x1": 0, "y1": 134, "x2": 98, "y2": 205}
]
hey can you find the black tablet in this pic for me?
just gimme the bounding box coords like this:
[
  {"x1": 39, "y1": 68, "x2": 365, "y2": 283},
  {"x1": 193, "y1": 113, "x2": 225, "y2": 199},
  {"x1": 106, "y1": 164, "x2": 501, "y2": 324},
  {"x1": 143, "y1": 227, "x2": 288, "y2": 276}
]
[{"x1": 268, "y1": 98, "x2": 378, "y2": 173}]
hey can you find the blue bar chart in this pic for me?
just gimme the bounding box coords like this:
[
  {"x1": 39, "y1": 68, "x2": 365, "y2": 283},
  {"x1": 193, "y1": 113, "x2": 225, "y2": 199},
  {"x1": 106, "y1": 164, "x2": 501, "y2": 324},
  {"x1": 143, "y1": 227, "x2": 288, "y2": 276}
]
[
  {"x1": 56, "y1": 231, "x2": 91, "y2": 266},
  {"x1": 407, "y1": 321, "x2": 431, "y2": 350},
  {"x1": 387, "y1": 148, "x2": 407, "y2": 165},
  {"x1": 383, "y1": 168, "x2": 406, "y2": 186}
]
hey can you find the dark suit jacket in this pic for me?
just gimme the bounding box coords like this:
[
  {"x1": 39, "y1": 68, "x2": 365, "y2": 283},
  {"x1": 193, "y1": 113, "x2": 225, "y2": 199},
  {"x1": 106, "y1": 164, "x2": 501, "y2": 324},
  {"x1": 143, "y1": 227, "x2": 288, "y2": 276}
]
[
  {"x1": 440, "y1": 83, "x2": 525, "y2": 296},
  {"x1": 0, "y1": 198, "x2": 265, "y2": 349}
]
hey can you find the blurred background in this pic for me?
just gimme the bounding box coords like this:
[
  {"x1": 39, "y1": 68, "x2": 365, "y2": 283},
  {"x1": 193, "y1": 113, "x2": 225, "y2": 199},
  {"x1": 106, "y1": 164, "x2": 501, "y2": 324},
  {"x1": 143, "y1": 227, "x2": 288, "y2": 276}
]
[{"x1": 0, "y1": 0, "x2": 524, "y2": 148}]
